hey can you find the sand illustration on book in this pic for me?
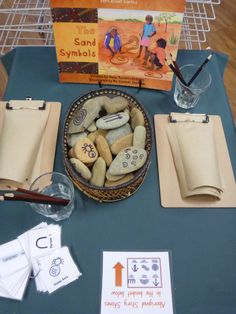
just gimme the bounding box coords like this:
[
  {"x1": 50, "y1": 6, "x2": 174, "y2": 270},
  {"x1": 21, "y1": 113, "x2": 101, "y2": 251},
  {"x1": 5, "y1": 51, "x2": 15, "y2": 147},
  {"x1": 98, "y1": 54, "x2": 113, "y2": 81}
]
[
  {"x1": 51, "y1": 0, "x2": 185, "y2": 90},
  {"x1": 99, "y1": 10, "x2": 182, "y2": 80}
]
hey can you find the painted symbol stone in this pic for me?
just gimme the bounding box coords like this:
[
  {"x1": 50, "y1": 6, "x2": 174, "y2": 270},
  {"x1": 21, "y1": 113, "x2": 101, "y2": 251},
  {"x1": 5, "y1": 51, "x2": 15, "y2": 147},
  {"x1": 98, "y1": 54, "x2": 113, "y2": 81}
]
[
  {"x1": 106, "y1": 123, "x2": 132, "y2": 145},
  {"x1": 68, "y1": 97, "x2": 103, "y2": 134},
  {"x1": 107, "y1": 146, "x2": 147, "y2": 175},
  {"x1": 96, "y1": 112, "x2": 129, "y2": 130},
  {"x1": 74, "y1": 138, "x2": 98, "y2": 164}
]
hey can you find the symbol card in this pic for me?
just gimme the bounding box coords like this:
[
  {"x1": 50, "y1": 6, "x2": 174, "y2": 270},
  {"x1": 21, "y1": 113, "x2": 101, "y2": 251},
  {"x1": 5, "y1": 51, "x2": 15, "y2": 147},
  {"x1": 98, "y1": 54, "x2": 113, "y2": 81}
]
[{"x1": 100, "y1": 251, "x2": 174, "y2": 314}]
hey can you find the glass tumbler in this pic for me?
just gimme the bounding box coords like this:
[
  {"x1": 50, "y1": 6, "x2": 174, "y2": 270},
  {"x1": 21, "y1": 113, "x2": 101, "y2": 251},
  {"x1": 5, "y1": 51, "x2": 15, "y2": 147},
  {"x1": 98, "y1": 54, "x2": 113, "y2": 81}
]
[
  {"x1": 29, "y1": 172, "x2": 74, "y2": 221},
  {"x1": 174, "y1": 64, "x2": 212, "y2": 109}
]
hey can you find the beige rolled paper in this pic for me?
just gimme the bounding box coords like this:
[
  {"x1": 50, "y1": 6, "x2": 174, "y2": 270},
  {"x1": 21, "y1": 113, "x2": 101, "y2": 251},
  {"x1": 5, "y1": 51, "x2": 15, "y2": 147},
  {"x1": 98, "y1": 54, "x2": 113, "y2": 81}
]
[{"x1": 166, "y1": 121, "x2": 223, "y2": 199}]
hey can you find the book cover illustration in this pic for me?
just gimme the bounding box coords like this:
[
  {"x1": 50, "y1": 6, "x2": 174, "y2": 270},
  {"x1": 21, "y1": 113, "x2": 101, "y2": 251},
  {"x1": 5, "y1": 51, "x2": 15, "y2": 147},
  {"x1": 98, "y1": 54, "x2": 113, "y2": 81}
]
[{"x1": 51, "y1": 1, "x2": 185, "y2": 90}]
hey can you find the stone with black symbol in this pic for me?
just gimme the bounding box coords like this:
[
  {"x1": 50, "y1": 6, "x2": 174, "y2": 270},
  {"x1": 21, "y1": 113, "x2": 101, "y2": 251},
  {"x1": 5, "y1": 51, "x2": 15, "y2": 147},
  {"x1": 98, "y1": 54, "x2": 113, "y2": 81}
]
[
  {"x1": 96, "y1": 112, "x2": 129, "y2": 130},
  {"x1": 70, "y1": 158, "x2": 92, "y2": 181},
  {"x1": 90, "y1": 157, "x2": 106, "y2": 187},
  {"x1": 107, "y1": 146, "x2": 147, "y2": 175},
  {"x1": 68, "y1": 98, "x2": 103, "y2": 134},
  {"x1": 104, "y1": 96, "x2": 129, "y2": 114},
  {"x1": 74, "y1": 137, "x2": 98, "y2": 164},
  {"x1": 105, "y1": 123, "x2": 132, "y2": 145},
  {"x1": 133, "y1": 125, "x2": 146, "y2": 149}
]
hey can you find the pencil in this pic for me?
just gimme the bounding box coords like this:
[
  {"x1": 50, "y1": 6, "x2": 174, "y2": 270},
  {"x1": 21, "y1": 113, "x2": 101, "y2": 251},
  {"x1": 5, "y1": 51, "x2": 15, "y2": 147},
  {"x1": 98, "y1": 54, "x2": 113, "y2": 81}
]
[
  {"x1": 1, "y1": 193, "x2": 70, "y2": 206},
  {"x1": 169, "y1": 53, "x2": 185, "y2": 81},
  {"x1": 7, "y1": 185, "x2": 57, "y2": 200},
  {"x1": 187, "y1": 53, "x2": 213, "y2": 86},
  {"x1": 168, "y1": 63, "x2": 187, "y2": 86}
]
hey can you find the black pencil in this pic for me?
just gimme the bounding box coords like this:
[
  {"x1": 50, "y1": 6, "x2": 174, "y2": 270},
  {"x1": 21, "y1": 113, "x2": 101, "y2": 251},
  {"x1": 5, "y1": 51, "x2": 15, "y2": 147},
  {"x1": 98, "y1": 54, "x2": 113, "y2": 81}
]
[
  {"x1": 168, "y1": 63, "x2": 187, "y2": 86},
  {"x1": 1, "y1": 193, "x2": 70, "y2": 206},
  {"x1": 187, "y1": 53, "x2": 213, "y2": 86},
  {"x1": 169, "y1": 53, "x2": 185, "y2": 81}
]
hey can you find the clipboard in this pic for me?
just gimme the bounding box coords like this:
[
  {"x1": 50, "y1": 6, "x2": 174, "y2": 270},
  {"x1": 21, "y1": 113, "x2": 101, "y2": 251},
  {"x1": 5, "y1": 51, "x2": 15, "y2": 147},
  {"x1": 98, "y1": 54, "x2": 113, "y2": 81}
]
[
  {"x1": 154, "y1": 114, "x2": 236, "y2": 208},
  {"x1": 0, "y1": 99, "x2": 61, "y2": 189}
]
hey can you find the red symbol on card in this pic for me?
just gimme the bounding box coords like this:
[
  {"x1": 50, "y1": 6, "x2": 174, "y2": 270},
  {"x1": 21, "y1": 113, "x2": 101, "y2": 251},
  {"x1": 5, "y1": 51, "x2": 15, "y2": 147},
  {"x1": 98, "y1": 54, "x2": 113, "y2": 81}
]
[{"x1": 113, "y1": 262, "x2": 124, "y2": 287}]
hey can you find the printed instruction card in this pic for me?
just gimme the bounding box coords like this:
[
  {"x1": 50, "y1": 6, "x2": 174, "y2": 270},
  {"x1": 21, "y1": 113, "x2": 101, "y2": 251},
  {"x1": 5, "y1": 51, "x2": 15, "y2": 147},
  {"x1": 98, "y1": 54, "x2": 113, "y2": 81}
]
[
  {"x1": 100, "y1": 251, "x2": 174, "y2": 314},
  {"x1": 50, "y1": 0, "x2": 185, "y2": 90}
]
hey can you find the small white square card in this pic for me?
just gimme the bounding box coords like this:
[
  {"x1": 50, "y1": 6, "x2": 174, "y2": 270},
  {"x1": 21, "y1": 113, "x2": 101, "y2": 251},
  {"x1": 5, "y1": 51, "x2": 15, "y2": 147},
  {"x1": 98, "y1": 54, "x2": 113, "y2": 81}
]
[
  {"x1": 100, "y1": 251, "x2": 174, "y2": 314},
  {"x1": 33, "y1": 246, "x2": 82, "y2": 294}
]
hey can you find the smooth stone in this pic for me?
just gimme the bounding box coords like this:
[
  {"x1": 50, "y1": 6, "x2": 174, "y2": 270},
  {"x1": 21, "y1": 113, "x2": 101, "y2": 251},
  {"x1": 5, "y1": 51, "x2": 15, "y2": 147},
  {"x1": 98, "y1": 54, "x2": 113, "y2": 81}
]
[
  {"x1": 67, "y1": 131, "x2": 88, "y2": 147},
  {"x1": 105, "y1": 173, "x2": 134, "y2": 187},
  {"x1": 74, "y1": 138, "x2": 98, "y2": 164},
  {"x1": 123, "y1": 108, "x2": 130, "y2": 115},
  {"x1": 68, "y1": 147, "x2": 75, "y2": 158},
  {"x1": 106, "y1": 123, "x2": 132, "y2": 145},
  {"x1": 70, "y1": 158, "x2": 92, "y2": 181},
  {"x1": 96, "y1": 112, "x2": 129, "y2": 130},
  {"x1": 130, "y1": 107, "x2": 145, "y2": 130},
  {"x1": 87, "y1": 121, "x2": 97, "y2": 132},
  {"x1": 89, "y1": 157, "x2": 106, "y2": 187},
  {"x1": 104, "y1": 96, "x2": 129, "y2": 114},
  {"x1": 111, "y1": 133, "x2": 133, "y2": 155},
  {"x1": 133, "y1": 126, "x2": 146, "y2": 149},
  {"x1": 68, "y1": 98, "x2": 102, "y2": 134},
  {"x1": 88, "y1": 129, "x2": 108, "y2": 143},
  {"x1": 106, "y1": 171, "x2": 125, "y2": 182},
  {"x1": 95, "y1": 135, "x2": 113, "y2": 167},
  {"x1": 108, "y1": 146, "x2": 147, "y2": 175}
]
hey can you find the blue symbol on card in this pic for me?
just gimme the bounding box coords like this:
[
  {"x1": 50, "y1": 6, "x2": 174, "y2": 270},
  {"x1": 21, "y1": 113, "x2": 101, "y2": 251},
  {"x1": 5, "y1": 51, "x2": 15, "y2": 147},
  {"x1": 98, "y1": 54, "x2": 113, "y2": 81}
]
[
  {"x1": 140, "y1": 275, "x2": 149, "y2": 285},
  {"x1": 49, "y1": 257, "x2": 64, "y2": 277}
]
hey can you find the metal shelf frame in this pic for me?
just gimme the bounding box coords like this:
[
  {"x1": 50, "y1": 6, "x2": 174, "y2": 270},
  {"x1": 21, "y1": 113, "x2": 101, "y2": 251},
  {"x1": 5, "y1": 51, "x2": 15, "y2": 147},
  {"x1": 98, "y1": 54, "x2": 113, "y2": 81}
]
[{"x1": 0, "y1": 0, "x2": 221, "y2": 55}]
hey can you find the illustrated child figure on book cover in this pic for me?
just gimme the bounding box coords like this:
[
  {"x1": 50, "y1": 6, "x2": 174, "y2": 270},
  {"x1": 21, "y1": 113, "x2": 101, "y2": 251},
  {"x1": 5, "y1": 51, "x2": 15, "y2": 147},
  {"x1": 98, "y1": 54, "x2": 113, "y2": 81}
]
[
  {"x1": 144, "y1": 38, "x2": 167, "y2": 70},
  {"x1": 51, "y1": 0, "x2": 185, "y2": 90},
  {"x1": 137, "y1": 14, "x2": 156, "y2": 60}
]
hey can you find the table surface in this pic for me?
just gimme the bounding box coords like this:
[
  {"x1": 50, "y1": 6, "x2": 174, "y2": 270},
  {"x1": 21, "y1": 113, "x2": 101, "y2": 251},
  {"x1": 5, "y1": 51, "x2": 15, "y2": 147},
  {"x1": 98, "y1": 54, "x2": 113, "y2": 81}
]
[{"x1": 1, "y1": 47, "x2": 236, "y2": 314}]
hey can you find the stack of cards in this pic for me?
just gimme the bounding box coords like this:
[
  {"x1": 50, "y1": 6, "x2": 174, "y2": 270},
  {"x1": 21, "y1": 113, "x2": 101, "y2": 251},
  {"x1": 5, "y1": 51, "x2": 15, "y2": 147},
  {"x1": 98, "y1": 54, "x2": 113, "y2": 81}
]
[
  {"x1": 0, "y1": 222, "x2": 81, "y2": 300},
  {"x1": 0, "y1": 239, "x2": 31, "y2": 300}
]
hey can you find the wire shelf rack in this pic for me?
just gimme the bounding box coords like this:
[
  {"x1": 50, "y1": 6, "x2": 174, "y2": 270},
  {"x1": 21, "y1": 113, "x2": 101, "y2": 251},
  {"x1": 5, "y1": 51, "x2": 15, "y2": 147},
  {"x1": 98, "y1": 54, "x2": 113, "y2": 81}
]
[{"x1": 0, "y1": 0, "x2": 221, "y2": 55}]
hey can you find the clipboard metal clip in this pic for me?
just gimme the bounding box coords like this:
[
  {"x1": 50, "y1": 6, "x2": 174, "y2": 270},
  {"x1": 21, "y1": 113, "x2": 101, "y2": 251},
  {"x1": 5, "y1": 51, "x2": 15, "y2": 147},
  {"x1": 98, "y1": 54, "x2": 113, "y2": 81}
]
[
  {"x1": 169, "y1": 112, "x2": 209, "y2": 123},
  {"x1": 6, "y1": 98, "x2": 46, "y2": 110}
]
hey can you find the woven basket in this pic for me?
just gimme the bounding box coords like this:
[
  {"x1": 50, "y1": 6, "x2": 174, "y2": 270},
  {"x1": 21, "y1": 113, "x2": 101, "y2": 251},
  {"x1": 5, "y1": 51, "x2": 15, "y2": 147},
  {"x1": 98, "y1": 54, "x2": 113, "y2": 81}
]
[{"x1": 63, "y1": 88, "x2": 152, "y2": 202}]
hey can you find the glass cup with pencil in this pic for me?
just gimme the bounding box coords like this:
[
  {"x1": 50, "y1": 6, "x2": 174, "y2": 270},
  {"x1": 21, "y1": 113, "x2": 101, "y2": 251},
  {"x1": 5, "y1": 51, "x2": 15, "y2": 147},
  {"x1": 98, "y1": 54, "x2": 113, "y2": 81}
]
[
  {"x1": 169, "y1": 53, "x2": 213, "y2": 109},
  {"x1": 1, "y1": 172, "x2": 75, "y2": 221}
]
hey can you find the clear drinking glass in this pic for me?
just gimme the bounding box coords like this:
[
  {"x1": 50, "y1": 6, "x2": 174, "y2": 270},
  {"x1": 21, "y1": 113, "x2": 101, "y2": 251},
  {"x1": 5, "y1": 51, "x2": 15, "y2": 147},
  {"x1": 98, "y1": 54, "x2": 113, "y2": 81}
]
[
  {"x1": 29, "y1": 172, "x2": 74, "y2": 221},
  {"x1": 174, "y1": 64, "x2": 212, "y2": 109}
]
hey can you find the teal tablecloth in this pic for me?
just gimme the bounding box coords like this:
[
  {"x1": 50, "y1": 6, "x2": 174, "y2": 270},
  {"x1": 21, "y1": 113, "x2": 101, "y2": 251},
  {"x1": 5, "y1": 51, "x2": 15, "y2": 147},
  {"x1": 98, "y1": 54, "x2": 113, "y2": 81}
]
[{"x1": 1, "y1": 47, "x2": 236, "y2": 314}]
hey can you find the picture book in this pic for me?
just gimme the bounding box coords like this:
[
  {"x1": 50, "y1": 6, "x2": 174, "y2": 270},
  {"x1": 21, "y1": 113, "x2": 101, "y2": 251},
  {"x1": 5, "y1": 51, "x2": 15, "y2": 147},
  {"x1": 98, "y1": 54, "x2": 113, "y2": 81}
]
[{"x1": 50, "y1": 0, "x2": 185, "y2": 90}]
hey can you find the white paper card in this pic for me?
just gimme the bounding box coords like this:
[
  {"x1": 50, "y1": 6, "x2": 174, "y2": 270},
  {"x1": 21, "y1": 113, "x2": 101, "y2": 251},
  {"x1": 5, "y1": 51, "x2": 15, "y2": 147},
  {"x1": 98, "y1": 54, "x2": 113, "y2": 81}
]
[
  {"x1": 100, "y1": 251, "x2": 174, "y2": 314},
  {"x1": 0, "y1": 239, "x2": 29, "y2": 278},
  {"x1": 35, "y1": 246, "x2": 82, "y2": 294},
  {"x1": 28, "y1": 224, "x2": 61, "y2": 259}
]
